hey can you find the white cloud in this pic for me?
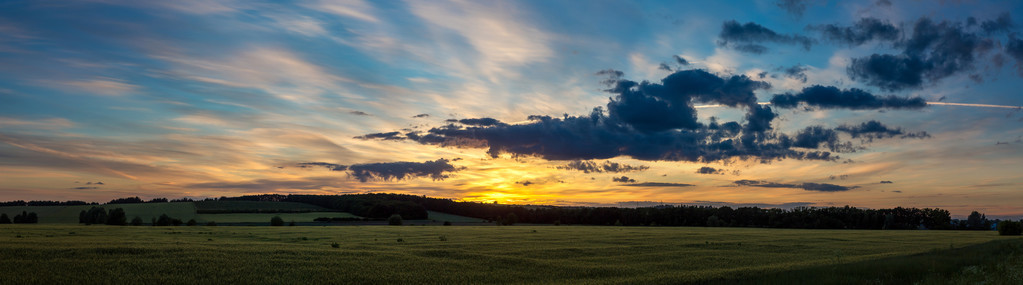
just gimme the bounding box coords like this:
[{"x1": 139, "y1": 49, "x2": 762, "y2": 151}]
[
  {"x1": 408, "y1": 0, "x2": 553, "y2": 82},
  {"x1": 50, "y1": 77, "x2": 140, "y2": 96}
]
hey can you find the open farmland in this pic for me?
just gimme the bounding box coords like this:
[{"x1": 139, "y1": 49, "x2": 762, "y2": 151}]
[{"x1": 0, "y1": 225, "x2": 1019, "y2": 284}]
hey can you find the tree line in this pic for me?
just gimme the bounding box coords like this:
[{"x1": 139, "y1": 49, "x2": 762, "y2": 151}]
[
  {"x1": 0, "y1": 211, "x2": 39, "y2": 224},
  {"x1": 227, "y1": 193, "x2": 1000, "y2": 230}
]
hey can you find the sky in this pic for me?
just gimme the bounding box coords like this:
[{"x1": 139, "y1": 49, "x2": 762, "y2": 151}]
[{"x1": 1, "y1": 0, "x2": 1022, "y2": 218}]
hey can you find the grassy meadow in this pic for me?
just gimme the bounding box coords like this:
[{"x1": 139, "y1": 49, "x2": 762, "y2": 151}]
[{"x1": 0, "y1": 225, "x2": 1019, "y2": 284}]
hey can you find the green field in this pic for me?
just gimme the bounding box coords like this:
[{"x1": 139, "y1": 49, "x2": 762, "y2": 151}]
[
  {"x1": 196, "y1": 212, "x2": 360, "y2": 223},
  {"x1": 0, "y1": 225, "x2": 1019, "y2": 284},
  {"x1": 194, "y1": 200, "x2": 330, "y2": 213}
]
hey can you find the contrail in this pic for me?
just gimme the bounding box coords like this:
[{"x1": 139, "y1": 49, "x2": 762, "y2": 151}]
[
  {"x1": 926, "y1": 102, "x2": 1023, "y2": 109},
  {"x1": 695, "y1": 102, "x2": 1022, "y2": 109}
]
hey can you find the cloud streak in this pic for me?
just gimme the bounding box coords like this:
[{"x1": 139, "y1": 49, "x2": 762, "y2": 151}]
[{"x1": 733, "y1": 180, "x2": 857, "y2": 192}]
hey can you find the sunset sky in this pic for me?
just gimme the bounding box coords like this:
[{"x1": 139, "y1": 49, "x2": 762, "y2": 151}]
[{"x1": 1, "y1": 0, "x2": 1022, "y2": 217}]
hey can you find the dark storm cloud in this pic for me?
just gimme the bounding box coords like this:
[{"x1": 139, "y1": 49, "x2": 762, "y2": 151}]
[
  {"x1": 557, "y1": 160, "x2": 649, "y2": 173},
  {"x1": 358, "y1": 69, "x2": 928, "y2": 164},
  {"x1": 734, "y1": 180, "x2": 856, "y2": 192},
  {"x1": 718, "y1": 20, "x2": 815, "y2": 53},
  {"x1": 696, "y1": 166, "x2": 724, "y2": 175},
  {"x1": 814, "y1": 18, "x2": 899, "y2": 45},
  {"x1": 623, "y1": 182, "x2": 695, "y2": 187},
  {"x1": 297, "y1": 162, "x2": 348, "y2": 171},
  {"x1": 835, "y1": 120, "x2": 930, "y2": 141},
  {"x1": 348, "y1": 159, "x2": 459, "y2": 182},
  {"x1": 846, "y1": 16, "x2": 1009, "y2": 90},
  {"x1": 770, "y1": 85, "x2": 927, "y2": 110},
  {"x1": 612, "y1": 176, "x2": 636, "y2": 183},
  {"x1": 453, "y1": 118, "x2": 506, "y2": 127},
  {"x1": 658, "y1": 63, "x2": 672, "y2": 71},
  {"x1": 792, "y1": 126, "x2": 854, "y2": 152}
]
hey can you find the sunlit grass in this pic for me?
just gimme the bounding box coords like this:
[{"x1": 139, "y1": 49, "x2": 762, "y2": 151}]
[{"x1": 0, "y1": 225, "x2": 1017, "y2": 284}]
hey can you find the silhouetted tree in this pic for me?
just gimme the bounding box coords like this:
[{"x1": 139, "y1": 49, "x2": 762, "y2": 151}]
[
  {"x1": 501, "y1": 213, "x2": 517, "y2": 225},
  {"x1": 130, "y1": 216, "x2": 144, "y2": 226},
  {"x1": 186, "y1": 219, "x2": 197, "y2": 226},
  {"x1": 388, "y1": 214, "x2": 402, "y2": 225},
  {"x1": 12, "y1": 211, "x2": 38, "y2": 224},
  {"x1": 0, "y1": 213, "x2": 10, "y2": 224},
  {"x1": 966, "y1": 211, "x2": 989, "y2": 230},
  {"x1": 106, "y1": 208, "x2": 127, "y2": 225},
  {"x1": 271, "y1": 216, "x2": 284, "y2": 226}
]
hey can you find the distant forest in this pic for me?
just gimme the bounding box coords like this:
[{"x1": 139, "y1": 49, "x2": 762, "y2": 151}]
[
  {"x1": 1, "y1": 193, "x2": 999, "y2": 230},
  {"x1": 222, "y1": 193, "x2": 994, "y2": 230}
]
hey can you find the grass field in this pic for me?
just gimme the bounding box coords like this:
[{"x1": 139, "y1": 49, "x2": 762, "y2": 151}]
[
  {"x1": 193, "y1": 201, "x2": 330, "y2": 213},
  {"x1": 196, "y1": 212, "x2": 360, "y2": 224},
  {"x1": 0, "y1": 225, "x2": 1019, "y2": 284}
]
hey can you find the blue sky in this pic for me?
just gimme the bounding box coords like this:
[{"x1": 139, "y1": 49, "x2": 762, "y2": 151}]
[{"x1": 1, "y1": 0, "x2": 1022, "y2": 217}]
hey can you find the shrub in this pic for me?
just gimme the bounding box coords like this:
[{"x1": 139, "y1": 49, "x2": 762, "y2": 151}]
[
  {"x1": 388, "y1": 214, "x2": 403, "y2": 226},
  {"x1": 443, "y1": 221, "x2": 451, "y2": 226},
  {"x1": 998, "y1": 220, "x2": 1022, "y2": 236},
  {"x1": 553, "y1": 220, "x2": 560, "y2": 226},
  {"x1": 271, "y1": 216, "x2": 284, "y2": 226},
  {"x1": 288, "y1": 221, "x2": 296, "y2": 226},
  {"x1": 156, "y1": 214, "x2": 175, "y2": 226},
  {"x1": 0, "y1": 213, "x2": 10, "y2": 224},
  {"x1": 186, "y1": 219, "x2": 197, "y2": 226},
  {"x1": 206, "y1": 221, "x2": 217, "y2": 226},
  {"x1": 130, "y1": 216, "x2": 144, "y2": 226},
  {"x1": 331, "y1": 242, "x2": 340, "y2": 248}
]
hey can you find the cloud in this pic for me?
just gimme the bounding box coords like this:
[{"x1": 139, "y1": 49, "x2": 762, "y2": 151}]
[
  {"x1": 814, "y1": 18, "x2": 899, "y2": 45},
  {"x1": 52, "y1": 77, "x2": 140, "y2": 96},
  {"x1": 612, "y1": 176, "x2": 636, "y2": 183},
  {"x1": 846, "y1": 16, "x2": 1008, "y2": 90},
  {"x1": 354, "y1": 132, "x2": 404, "y2": 141},
  {"x1": 775, "y1": 0, "x2": 814, "y2": 17},
  {"x1": 449, "y1": 118, "x2": 506, "y2": 127},
  {"x1": 734, "y1": 180, "x2": 856, "y2": 192},
  {"x1": 980, "y1": 13, "x2": 1014, "y2": 33},
  {"x1": 349, "y1": 110, "x2": 371, "y2": 116},
  {"x1": 718, "y1": 20, "x2": 814, "y2": 54},
  {"x1": 557, "y1": 160, "x2": 649, "y2": 173},
  {"x1": 880, "y1": 180, "x2": 894, "y2": 184},
  {"x1": 779, "y1": 65, "x2": 808, "y2": 83},
  {"x1": 348, "y1": 159, "x2": 460, "y2": 182},
  {"x1": 792, "y1": 126, "x2": 854, "y2": 152},
  {"x1": 770, "y1": 85, "x2": 927, "y2": 110},
  {"x1": 358, "y1": 69, "x2": 931, "y2": 163},
  {"x1": 674, "y1": 55, "x2": 690, "y2": 66},
  {"x1": 696, "y1": 166, "x2": 725, "y2": 175},
  {"x1": 72, "y1": 187, "x2": 99, "y2": 190},
  {"x1": 1006, "y1": 35, "x2": 1023, "y2": 74},
  {"x1": 835, "y1": 120, "x2": 930, "y2": 142},
  {"x1": 412, "y1": 114, "x2": 430, "y2": 118},
  {"x1": 623, "y1": 182, "x2": 695, "y2": 187},
  {"x1": 296, "y1": 162, "x2": 348, "y2": 171}
]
